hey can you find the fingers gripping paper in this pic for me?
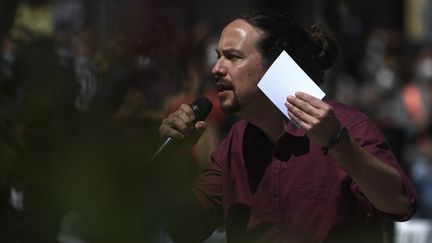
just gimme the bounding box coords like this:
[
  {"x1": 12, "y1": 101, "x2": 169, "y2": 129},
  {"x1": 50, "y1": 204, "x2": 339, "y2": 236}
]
[{"x1": 257, "y1": 50, "x2": 326, "y2": 119}]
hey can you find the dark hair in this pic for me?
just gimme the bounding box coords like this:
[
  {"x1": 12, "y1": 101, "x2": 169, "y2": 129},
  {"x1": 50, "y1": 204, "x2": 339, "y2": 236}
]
[{"x1": 238, "y1": 10, "x2": 339, "y2": 84}]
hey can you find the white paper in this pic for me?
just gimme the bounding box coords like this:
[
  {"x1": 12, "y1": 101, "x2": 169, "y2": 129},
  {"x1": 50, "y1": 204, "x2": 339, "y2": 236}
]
[{"x1": 257, "y1": 50, "x2": 326, "y2": 119}]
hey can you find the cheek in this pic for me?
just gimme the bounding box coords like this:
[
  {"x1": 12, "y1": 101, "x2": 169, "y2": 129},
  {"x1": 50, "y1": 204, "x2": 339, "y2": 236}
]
[
  {"x1": 246, "y1": 69, "x2": 265, "y2": 85},
  {"x1": 233, "y1": 64, "x2": 265, "y2": 86}
]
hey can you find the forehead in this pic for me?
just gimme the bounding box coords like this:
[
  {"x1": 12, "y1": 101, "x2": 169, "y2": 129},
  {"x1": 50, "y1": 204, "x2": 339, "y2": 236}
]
[{"x1": 218, "y1": 19, "x2": 263, "y2": 51}]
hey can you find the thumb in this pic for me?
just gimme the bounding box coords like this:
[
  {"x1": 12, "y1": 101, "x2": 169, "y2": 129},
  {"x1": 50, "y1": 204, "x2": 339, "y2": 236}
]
[
  {"x1": 195, "y1": 121, "x2": 207, "y2": 135},
  {"x1": 180, "y1": 121, "x2": 207, "y2": 148}
]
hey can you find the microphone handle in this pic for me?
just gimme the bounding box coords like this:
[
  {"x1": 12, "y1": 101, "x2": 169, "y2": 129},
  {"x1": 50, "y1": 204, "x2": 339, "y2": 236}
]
[{"x1": 148, "y1": 137, "x2": 173, "y2": 164}]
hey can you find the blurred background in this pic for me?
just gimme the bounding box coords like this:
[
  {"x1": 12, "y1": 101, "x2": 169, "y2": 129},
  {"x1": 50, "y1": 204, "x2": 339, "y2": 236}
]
[{"x1": 0, "y1": 0, "x2": 432, "y2": 242}]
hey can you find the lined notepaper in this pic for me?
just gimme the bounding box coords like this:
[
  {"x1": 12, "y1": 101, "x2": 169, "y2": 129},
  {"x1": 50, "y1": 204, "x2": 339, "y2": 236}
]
[{"x1": 257, "y1": 50, "x2": 325, "y2": 119}]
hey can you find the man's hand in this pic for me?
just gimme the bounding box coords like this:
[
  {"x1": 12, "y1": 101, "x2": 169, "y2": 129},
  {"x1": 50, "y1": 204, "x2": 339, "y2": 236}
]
[
  {"x1": 285, "y1": 92, "x2": 342, "y2": 147},
  {"x1": 159, "y1": 104, "x2": 207, "y2": 147},
  {"x1": 286, "y1": 92, "x2": 412, "y2": 215}
]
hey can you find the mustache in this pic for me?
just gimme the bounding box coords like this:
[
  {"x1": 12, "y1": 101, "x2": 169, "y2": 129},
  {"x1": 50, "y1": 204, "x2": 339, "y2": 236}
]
[{"x1": 215, "y1": 80, "x2": 233, "y2": 91}]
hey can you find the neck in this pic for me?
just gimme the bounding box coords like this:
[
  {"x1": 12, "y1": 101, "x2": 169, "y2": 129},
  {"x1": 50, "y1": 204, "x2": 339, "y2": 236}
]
[{"x1": 240, "y1": 102, "x2": 286, "y2": 144}]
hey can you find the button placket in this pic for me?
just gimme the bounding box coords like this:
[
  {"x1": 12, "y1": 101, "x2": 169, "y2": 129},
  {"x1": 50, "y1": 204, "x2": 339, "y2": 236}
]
[{"x1": 270, "y1": 161, "x2": 281, "y2": 237}]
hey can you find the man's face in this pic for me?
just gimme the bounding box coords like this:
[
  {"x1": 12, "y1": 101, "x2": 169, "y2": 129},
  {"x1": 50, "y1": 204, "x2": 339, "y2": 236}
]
[{"x1": 212, "y1": 19, "x2": 268, "y2": 116}]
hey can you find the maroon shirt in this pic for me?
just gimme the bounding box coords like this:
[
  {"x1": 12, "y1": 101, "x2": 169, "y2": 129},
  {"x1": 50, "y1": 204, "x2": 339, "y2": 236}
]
[{"x1": 192, "y1": 100, "x2": 417, "y2": 243}]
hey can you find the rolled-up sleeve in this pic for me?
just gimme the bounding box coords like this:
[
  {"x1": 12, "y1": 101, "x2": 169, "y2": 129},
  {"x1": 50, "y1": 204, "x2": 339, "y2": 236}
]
[{"x1": 348, "y1": 119, "x2": 418, "y2": 221}]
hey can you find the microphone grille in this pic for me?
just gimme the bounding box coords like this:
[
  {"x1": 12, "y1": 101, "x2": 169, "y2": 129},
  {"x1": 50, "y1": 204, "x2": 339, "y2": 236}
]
[{"x1": 190, "y1": 97, "x2": 213, "y2": 121}]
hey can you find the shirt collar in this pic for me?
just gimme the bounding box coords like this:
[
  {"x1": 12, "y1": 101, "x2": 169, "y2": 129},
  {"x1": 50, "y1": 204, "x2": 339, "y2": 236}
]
[{"x1": 271, "y1": 120, "x2": 309, "y2": 161}]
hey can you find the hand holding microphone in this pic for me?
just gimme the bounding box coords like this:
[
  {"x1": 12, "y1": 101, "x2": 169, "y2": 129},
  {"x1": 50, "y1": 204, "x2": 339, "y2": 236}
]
[{"x1": 150, "y1": 97, "x2": 213, "y2": 162}]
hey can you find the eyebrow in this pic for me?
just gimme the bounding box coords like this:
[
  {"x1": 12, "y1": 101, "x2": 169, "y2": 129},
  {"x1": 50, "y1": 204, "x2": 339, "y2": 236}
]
[{"x1": 215, "y1": 48, "x2": 242, "y2": 55}]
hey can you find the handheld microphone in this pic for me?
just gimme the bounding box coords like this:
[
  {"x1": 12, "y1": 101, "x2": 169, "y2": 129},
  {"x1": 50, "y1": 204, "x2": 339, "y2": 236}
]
[{"x1": 149, "y1": 97, "x2": 213, "y2": 163}]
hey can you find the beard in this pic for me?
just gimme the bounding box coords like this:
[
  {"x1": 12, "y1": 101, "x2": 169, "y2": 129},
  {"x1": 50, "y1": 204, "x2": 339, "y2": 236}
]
[{"x1": 219, "y1": 93, "x2": 241, "y2": 113}]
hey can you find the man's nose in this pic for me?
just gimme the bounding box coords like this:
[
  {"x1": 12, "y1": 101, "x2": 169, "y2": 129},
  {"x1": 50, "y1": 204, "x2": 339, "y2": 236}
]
[{"x1": 212, "y1": 58, "x2": 227, "y2": 76}]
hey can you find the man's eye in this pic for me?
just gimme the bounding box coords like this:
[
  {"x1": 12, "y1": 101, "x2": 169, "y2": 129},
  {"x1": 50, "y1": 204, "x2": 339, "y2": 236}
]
[{"x1": 227, "y1": 54, "x2": 240, "y2": 60}]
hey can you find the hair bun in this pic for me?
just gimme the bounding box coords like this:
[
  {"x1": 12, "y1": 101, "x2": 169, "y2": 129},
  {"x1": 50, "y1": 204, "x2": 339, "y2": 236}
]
[{"x1": 308, "y1": 24, "x2": 339, "y2": 71}]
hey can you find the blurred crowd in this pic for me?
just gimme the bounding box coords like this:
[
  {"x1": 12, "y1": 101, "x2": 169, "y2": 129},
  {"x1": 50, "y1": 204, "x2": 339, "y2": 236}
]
[{"x1": 0, "y1": 0, "x2": 432, "y2": 242}]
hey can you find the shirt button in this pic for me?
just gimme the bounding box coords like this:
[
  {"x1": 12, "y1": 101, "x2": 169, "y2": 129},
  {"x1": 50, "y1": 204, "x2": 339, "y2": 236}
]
[{"x1": 273, "y1": 191, "x2": 278, "y2": 198}]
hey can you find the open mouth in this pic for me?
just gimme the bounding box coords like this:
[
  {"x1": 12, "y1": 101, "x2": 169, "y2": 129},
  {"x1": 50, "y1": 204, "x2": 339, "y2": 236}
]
[{"x1": 216, "y1": 82, "x2": 233, "y2": 92}]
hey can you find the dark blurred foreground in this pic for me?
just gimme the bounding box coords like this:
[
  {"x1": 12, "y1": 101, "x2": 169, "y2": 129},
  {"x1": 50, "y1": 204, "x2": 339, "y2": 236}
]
[{"x1": 1, "y1": 0, "x2": 432, "y2": 242}]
